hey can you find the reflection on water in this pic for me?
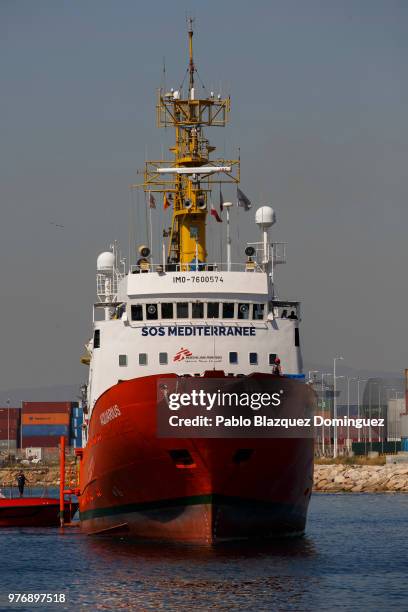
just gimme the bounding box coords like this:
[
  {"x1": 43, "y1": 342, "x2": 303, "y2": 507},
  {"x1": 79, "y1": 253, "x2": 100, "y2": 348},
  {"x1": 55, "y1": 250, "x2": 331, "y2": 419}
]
[{"x1": 1, "y1": 495, "x2": 408, "y2": 611}]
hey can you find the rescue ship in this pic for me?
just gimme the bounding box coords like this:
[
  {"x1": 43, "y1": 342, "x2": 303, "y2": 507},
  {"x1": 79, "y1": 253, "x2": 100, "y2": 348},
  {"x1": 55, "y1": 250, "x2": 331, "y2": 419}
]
[{"x1": 77, "y1": 21, "x2": 315, "y2": 543}]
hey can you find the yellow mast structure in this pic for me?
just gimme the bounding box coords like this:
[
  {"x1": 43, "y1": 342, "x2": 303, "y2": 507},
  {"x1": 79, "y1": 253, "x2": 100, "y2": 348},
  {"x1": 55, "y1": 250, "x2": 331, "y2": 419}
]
[{"x1": 140, "y1": 18, "x2": 240, "y2": 269}]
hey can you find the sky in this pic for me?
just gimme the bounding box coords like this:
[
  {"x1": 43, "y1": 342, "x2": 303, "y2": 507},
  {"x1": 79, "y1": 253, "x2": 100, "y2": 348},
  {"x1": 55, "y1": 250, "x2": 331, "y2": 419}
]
[{"x1": 0, "y1": 0, "x2": 407, "y2": 392}]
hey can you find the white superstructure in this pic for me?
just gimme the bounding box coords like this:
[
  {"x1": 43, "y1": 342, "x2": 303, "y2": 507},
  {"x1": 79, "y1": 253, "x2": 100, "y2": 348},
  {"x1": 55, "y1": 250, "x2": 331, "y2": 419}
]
[{"x1": 84, "y1": 207, "x2": 303, "y2": 426}]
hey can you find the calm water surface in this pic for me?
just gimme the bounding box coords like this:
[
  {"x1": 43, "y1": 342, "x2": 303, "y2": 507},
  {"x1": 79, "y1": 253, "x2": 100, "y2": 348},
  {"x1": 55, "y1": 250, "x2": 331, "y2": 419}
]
[{"x1": 0, "y1": 494, "x2": 407, "y2": 611}]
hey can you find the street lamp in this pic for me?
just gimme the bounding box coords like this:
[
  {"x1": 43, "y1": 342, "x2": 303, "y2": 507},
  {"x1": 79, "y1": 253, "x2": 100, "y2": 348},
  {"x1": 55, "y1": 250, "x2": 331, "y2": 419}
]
[
  {"x1": 357, "y1": 379, "x2": 367, "y2": 443},
  {"x1": 333, "y1": 356, "x2": 344, "y2": 458},
  {"x1": 321, "y1": 372, "x2": 332, "y2": 455},
  {"x1": 368, "y1": 381, "x2": 379, "y2": 452},
  {"x1": 6, "y1": 398, "x2": 10, "y2": 459},
  {"x1": 347, "y1": 377, "x2": 358, "y2": 452}
]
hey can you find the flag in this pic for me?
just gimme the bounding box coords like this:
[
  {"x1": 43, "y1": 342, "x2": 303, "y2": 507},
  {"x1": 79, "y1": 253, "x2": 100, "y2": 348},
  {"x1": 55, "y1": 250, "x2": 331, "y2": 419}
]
[
  {"x1": 210, "y1": 204, "x2": 222, "y2": 222},
  {"x1": 237, "y1": 187, "x2": 252, "y2": 211},
  {"x1": 163, "y1": 193, "x2": 171, "y2": 210},
  {"x1": 219, "y1": 189, "x2": 224, "y2": 213},
  {"x1": 148, "y1": 192, "x2": 156, "y2": 209}
]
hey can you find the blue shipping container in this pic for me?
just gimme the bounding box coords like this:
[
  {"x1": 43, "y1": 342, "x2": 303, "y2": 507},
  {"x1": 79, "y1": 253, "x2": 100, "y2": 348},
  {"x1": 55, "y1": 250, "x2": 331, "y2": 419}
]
[
  {"x1": 71, "y1": 406, "x2": 83, "y2": 419},
  {"x1": 71, "y1": 417, "x2": 83, "y2": 428},
  {"x1": 22, "y1": 424, "x2": 69, "y2": 437}
]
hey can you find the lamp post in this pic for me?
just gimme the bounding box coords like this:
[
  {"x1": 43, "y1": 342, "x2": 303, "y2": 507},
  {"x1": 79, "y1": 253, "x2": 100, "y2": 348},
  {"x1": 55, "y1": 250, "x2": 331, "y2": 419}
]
[
  {"x1": 6, "y1": 398, "x2": 10, "y2": 459},
  {"x1": 333, "y1": 356, "x2": 344, "y2": 458},
  {"x1": 347, "y1": 377, "x2": 357, "y2": 453},
  {"x1": 321, "y1": 372, "x2": 332, "y2": 455},
  {"x1": 368, "y1": 381, "x2": 379, "y2": 453},
  {"x1": 356, "y1": 379, "x2": 367, "y2": 443}
]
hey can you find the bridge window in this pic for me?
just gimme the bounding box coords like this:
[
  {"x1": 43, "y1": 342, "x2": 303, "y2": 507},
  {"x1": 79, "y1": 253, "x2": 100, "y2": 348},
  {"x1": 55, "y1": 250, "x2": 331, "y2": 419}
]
[
  {"x1": 207, "y1": 302, "x2": 219, "y2": 318},
  {"x1": 253, "y1": 303, "x2": 265, "y2": 320},
  {"x1": 192, "y1": 302, "x2": 204, "y2": 318},
  {"x1": 159, "y1": 352, "x2": 168, "y2": 365},
  {"x1": 238, "y1": 303, "x2": 250, "y2": 320},
  {"x1": 94, "y1": 329, "x2": 100, "y2": 348},
  {"x1": 118, "y1": 354, "x2": 127, "y2": 367},
  {"x1": 139, "y1": 353, "x2": 148, "y2": 366},
  {"x1": 229, "y1": 352, "x2": 238, "y2": 364},
  {"x1": 222, "y1": 303, "x2": 235, "y2": 319},
  {"x1": 295, "y1": 328, "x2": 300, "y2": 347},
  {"x1": 269, "y1": 353, "x2": 277, "y2": 366},
  {"x1": 177, "y1": 302, "x2": 189, "y2": 318},
  {"x1": 161, "y1": 303, "x2": 173, "y2": 319},
  {"x1": 146, "y1": 304, "x2": 158, "y2": 320},
  {"x1": 131, "y1": 305, "x2": 143, "y2": 321},
  {"x1": 249, "y1": 352, "x2": 258, "y2": 365}
]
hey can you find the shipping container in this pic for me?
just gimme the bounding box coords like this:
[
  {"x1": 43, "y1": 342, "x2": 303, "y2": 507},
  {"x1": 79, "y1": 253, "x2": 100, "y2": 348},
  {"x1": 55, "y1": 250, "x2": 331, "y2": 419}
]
[
  {"x1": 0, "y1": 431, "x2": 19, "y2": 440},
  {"x1": 22, "y1": 435, "x2": 68, "y2": 448},
  {"x1": 71, "y1": 406, "x2": 83, "y2": 418},
  {"x1": 0, "y1": 439, "x2": 17, "y2": 449},
  {"x1": 22, "y1": 402, "x2": 72, "y2": 414},
  {"x1": 22, "y1": 424, "x2": 69, "y2": 437},
  {"x1": 70, "y1": 417, "x2": 82, "y2": 427},
  {"x1": 0, "y1": 419, "x2": 19, "y2": 428},
  {"x1": 69, "y1": 438, "x2": 82, "y2": 448},
  {"x1": 0, "y1": 408, "x2": 20, "y2": 418},
  {"x1": 22, "y1": 413, "x2": 69, "y2": 426}
]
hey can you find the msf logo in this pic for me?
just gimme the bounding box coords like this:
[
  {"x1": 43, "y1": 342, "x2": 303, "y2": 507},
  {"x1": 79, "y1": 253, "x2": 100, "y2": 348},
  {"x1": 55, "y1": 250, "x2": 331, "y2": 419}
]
[{"x1": 173, "y1": 347, "x2": 193, "y2": 362}]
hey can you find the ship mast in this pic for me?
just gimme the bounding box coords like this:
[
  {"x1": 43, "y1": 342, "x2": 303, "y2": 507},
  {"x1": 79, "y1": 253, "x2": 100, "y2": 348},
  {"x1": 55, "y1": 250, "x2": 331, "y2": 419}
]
[{"x1": 138, "y1": 20, "x2": 240, "y2": 269}]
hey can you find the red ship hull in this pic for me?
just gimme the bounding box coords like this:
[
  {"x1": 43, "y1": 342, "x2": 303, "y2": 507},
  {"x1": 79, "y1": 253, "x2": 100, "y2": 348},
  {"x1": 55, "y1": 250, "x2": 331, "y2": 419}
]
[
  {"x1": 0, "y1": 498, "x2": 78, "y2": 527},
  {"x1": 79, "y1": 374, "x2": 314, "y2": 544}
]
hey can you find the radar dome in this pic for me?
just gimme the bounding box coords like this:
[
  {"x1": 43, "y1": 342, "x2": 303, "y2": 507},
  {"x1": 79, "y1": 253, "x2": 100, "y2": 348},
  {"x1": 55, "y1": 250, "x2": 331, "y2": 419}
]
[
  {"x1": 97, "y1": 251, "x2": 115, "y2": 271},
  {"x1": 255, "y1": 206, "x2": 276, "y2": 229}
]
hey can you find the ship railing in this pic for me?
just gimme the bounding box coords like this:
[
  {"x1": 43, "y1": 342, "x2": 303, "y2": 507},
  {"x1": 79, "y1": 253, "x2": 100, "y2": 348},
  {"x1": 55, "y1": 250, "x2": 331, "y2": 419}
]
[
  {"x1": 247, "y1": 242, "x2": 287, "y2": 265},
  {"x1": 129, "y1": 261, "x2": 265, "y2": 274},
  {"x1": 0, "y1": 484, "x2": 52, "y2": 499}
]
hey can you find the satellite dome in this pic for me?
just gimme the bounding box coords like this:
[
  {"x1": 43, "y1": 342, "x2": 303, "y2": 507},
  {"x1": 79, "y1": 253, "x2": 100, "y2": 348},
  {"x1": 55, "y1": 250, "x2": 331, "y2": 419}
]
[
  {"x1": 255, "y1": 206, "x2": 276, "y2": 229},
  {"x1": 97, "y1": 251, "x2": 115, "y2": 271}
]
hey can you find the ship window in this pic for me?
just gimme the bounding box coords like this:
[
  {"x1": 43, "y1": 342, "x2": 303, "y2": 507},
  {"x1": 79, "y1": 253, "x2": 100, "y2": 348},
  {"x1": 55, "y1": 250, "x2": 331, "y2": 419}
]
[
  {"x1": 131, "y1": 305, "x2": 143, "y2": 321},
  {"x1": 139, "y1": 353, "x2": 148, "y2": 366},
  {"x1": 238, "y1": 303, "x2": 250, "y2": 320},
  {"x1": 161, "y1": 303, "x2": 173, "y2": 319},
  {"x1": 146, "y1": 304, "x2": 158, "y2": 320},
  {"x1": 118, "y1": 354, "x2": 127, "y2": 367},
  {"x1": 222, "y1": 303, "x2": 235, "y2": 319},
  {"x1": 295, "y1": 328, "x2": 300, "y2": 347},
  {"x1": 249, "y1": 352, "x2": 258, "y2": 365},
  {"x1": 192, "y1": 302, "x2": 204, "y2": 318},
  {"x1": 176, "y1": 302, "x2": 189, "y2": 318},
  {"x1": 229, "y1": 352, "x2": 238, "y2": 364},
  {"x1": 269, "y1": 353, "x2": 277, "y2": 366},
  {"x1": 207, "y1": 302, "x2": 219, "y2": 318},
  {"x1": 93, "y1": 329, "x2": 100, "y2": 348},
  {"x1": 159, "y1": 352, "x2": 168, "y2": 365},
  {"x1": 253, "y1": 303, "x2": 265, "y2": 320}
]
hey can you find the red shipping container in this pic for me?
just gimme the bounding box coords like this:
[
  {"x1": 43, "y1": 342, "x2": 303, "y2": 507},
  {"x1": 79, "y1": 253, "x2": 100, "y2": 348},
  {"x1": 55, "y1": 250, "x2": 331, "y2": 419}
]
[
  {"x1": 22, "y1": 402, "x2": 72, "y2": 414},
  {"x1": 0, "y1": 429, "x2": 19, "y2": 437},
  {"x1": 0, "y1": 423, "x2": 20, "y2": 435},
  {"x1": 0, "y1": 417, "x2": 19, "y2": 426},
  {"x1": 0, "y1": 408, "x2": 20, "y2": 418},
  {"x1": 22, "y1": 435, "x2": 68, "y2": 448}
]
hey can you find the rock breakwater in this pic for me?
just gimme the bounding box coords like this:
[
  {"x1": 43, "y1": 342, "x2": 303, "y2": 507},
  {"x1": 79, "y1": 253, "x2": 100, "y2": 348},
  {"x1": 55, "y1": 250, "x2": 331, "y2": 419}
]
[{"x1": 314, "y1": 464, "x2": 408, "y2": 492}]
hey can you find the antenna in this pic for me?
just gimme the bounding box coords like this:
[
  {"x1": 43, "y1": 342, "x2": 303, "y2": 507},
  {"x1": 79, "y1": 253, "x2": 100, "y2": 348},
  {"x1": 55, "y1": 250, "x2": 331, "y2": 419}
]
[{"x1": 187, "y1": 16, "x2": 195, "y2": 92}]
